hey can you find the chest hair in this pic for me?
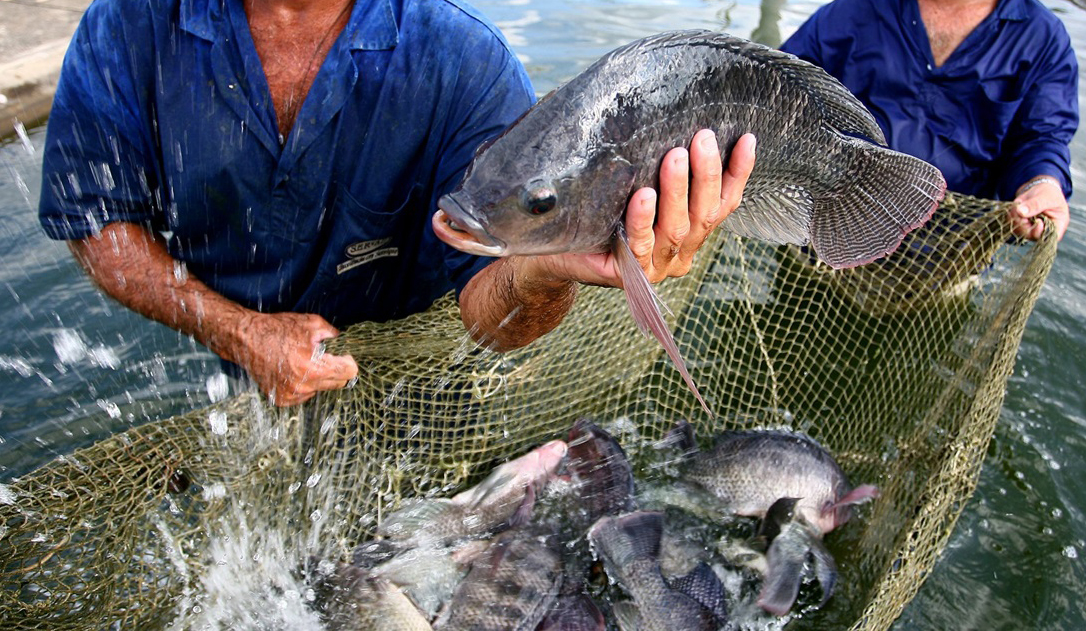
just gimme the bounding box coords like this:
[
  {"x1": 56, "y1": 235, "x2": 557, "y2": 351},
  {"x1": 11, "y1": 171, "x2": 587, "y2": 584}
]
[
  {"x1": 246, "y1": 1, "x2": 352, "y2": 139},
  {"x1": 918, "y1": 0, "x2": 998, "y2": 66}
]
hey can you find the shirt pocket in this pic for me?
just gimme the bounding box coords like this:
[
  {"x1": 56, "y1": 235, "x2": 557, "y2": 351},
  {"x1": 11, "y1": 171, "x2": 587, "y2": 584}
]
[
  {"x1": 292, "y1": 185, "x2": 416, "y2": 322},
  {"x1": 973, "y1": 74, "x2": 1025, "y2": 155}
]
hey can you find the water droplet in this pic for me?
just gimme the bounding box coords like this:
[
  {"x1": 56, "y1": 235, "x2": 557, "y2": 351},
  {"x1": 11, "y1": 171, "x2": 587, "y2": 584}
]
[
  {"x1": 96, "y1": 399, "x2": 122, "y2": 419},
  {"x1": 53, "y1": 329, "x2": 88, "y2": 364},
  {"x1": 305, "y1": 473, "x2": 321, "y2": 488},
  {"x1": 13, "y1": 119, "x2": 35, "y2": 155},
  {"x1": 202, "y1": 482, "x2": 227, "y2": 500},
  {"x1": 1062, "y1": 545, "x2": 1078, "y2": 559},
  {"x1": 207, "y1": 373, "x2": 229, "y2": 402},
  {"x1": 309, "y1": 509, "x2": 323, "y2": 522},
  {"x1": 173, "y1": 260, "x2": 189, "y2": 283},
  {"x1": 209, "y1": 410, "x2": 228, "y2": 435}
]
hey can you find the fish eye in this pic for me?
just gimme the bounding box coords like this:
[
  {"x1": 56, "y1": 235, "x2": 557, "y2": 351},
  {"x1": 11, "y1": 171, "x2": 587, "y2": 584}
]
[{"x1": 523, "y1": 186, "x2": 558, "y2": 215}]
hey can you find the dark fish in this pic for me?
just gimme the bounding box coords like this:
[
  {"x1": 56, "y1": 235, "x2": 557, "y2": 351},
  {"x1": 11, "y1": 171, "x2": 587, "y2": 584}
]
[
  {"x1": 683, "y1": 429, "x2": 878, "y2": 535},
  {"x1": 379, "y1": 439, "x2": 568, "y2": 547},
  {"x1": 565, "y1": 419, "x2": 636, "y2": 524},
  {"x1": 536, "y1": 593, "x2": 607, "y2": 631},
  {"x1": 669, "y1": 562, "x2": 730, "y2": 627},
  {"x1": 433, "y1": 30, "x2": 945, "y2": 415},
  {"x1": 435, "y1": 528, "x2": 564, "y2": 631},
  {"x1": 588, "y1": 511, "x2": 718, "y2": 631},
  {"x1": 756, "y1": 498, "x2": 838, "y2": 616}
]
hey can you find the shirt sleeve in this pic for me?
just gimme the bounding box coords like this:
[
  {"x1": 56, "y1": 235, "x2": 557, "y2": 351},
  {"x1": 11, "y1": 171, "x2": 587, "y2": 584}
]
[
  {"x1": 780, "y1": 3, "x2": 832, "y2": 68},
  {"x1": 996, "y1": 29, "x2": 1079, "y2": 200},
  {"x1": 428, "y1": 22, "x2": 536, "y2": 295},
  {"x1": 38, "y1": 3, "x2": 158, "y2": 241}
]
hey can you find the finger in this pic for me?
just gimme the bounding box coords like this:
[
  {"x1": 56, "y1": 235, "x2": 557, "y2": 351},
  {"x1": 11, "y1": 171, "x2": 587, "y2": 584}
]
[
  {"x1": 679, "y1": 129, "x2": 724, "y2": 265},
  {"x1": 653, "y1": 147, "x2": 691, "y2": 278},
  {"x1": 1013, "y1": 200, "x2": 1046, "y2": 220},
  {"x1": 323, "y1": 353, "x2": 359, "y2": 382},
  {"x1": 1009, "y1": 214, "x2": 1043, "y2": 241},
  {"x1": 720, "y1": 133, "x2": 757, "y2": 214},
  {"x1": 626, "y1": 187, "x2": 658, "y2": 271},
  {"x1": 1051, "y1": 210, "x2": 1070, "y2": 241}
]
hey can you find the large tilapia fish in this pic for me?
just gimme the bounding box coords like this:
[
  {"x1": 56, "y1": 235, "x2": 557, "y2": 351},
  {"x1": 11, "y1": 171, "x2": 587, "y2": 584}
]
[{"x1": 433, "y1": 30, "x2": 945, "y2": 414}]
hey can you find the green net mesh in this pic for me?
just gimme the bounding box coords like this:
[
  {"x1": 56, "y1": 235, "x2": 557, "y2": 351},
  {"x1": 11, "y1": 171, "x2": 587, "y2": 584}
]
[{"x1": 0, "y1": 192, "x2": 1057, "y2": 630}]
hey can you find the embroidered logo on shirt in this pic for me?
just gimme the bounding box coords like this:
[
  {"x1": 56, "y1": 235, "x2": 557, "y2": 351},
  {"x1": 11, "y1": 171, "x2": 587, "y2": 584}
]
[{"x1": 338, "y1": 238, "x2": 398, "y2": 274}]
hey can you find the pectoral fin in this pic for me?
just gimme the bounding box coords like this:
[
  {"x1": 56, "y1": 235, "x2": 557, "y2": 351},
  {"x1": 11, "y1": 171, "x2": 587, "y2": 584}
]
[{"x1": 612, "y1": 226, "x2": 711, "y2": 415}]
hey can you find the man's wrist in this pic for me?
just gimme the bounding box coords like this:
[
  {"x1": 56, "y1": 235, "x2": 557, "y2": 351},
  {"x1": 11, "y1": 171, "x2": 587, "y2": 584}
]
[
  {"x1": 1017, "y1": 176, "x2": 1061, "y2": 196},
  {"x1": 510, "y1": 256, "x2": 578, "y2": 297}
]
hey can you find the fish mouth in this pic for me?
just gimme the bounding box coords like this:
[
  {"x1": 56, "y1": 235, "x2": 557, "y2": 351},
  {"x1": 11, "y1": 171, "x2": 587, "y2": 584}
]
[{"x1": 433, "y1": 195, "x2": 507, "y2": 257}]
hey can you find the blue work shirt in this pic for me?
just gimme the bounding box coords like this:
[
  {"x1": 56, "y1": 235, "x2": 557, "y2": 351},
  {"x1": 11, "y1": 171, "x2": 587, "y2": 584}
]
[
  {"x1": 39, "y1": 0, "x2": 535, "y2": 326},
  {"x1": 781, "y1": 0, "x2": 1078, "y2": 201}
]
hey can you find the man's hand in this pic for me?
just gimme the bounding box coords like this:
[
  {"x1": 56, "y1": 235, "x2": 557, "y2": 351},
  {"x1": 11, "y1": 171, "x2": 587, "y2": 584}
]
[
  {"x1": 233, "y1": 312, "x2": 358, "y2": 407},
  {"x1": 523, "y1": 130, "x2": 757, "y2": 287},
  {"x1": 1011, "y1": 176, "x2": 1069, "y2": 241},
  {"x1": 459, "y1": 130, "x2": 757, "y2": 351},
  {"x1": 69, "y1": 222, "x2": 358, "y2": 408}
]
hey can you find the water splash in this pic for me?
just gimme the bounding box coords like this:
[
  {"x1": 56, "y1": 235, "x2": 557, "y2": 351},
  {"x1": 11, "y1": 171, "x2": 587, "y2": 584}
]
[{"x1": 13, "y1": 119, "x2": 35, "y2": 156}]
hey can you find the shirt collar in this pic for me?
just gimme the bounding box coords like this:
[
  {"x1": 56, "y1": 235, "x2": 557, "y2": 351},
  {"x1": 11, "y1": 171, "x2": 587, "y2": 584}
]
[
  {"x1": 180, "y1": 0, "x2": 399, "y2": 50},
  {"x1": 993, "y1": 0, "x2": 1028, "y2": 22}
]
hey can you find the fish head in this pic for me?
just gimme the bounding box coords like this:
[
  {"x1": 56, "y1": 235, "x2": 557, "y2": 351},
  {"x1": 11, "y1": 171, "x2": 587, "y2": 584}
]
[
  {"x1": 434, "y1": 106, "x2": 638, "y2": 257},
  {"x1": 453, "y1": 439, "x2": 568, "y2": 510},
  {"x1": 819, "y1": 483, "x2": 879, "y2": 532}
]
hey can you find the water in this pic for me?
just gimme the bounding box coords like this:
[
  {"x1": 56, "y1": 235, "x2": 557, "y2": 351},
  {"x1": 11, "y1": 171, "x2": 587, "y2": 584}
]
[{"x1": 0, "y1": 0, "x2": 1084, "y2": 627}]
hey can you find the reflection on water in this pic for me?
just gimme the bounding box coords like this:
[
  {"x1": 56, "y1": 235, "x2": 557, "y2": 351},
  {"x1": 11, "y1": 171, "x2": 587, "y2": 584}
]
[{"x1": 1, "y1": 0, "x2": 1085, "y2": 628}]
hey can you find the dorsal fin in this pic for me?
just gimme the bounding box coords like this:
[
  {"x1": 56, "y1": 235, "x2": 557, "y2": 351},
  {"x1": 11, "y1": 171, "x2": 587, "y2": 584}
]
[
  {"x1": 713, "y1": 34, "x2": 886, "y2": 144},
  {"x1": 618, "y1": 30, "x2": 887, "y2": 145}
]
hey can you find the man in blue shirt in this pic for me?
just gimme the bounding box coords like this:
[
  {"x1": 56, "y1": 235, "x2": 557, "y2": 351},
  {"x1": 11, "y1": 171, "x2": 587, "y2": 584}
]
[
  {"x1": 782, "y1": 0, "x2": 1078, "y2": 242},
  {"x1": 39, "y1": 0, "x2": 756, "y2": 405}
]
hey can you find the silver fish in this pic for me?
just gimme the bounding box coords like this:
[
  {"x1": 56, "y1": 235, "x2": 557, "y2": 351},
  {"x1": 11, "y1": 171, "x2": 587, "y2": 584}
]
[
  {"x1": 364, "y1": 539, "x2": 490, "y2": 620},
  {"x1": 323, "y1": 568, "x2": 433, "y2": 631},
  {"x1": 378, "y1": 439, "x2": 568, "y2": 547},
  {"x1": 683, "y1": 430, "x2": 878, "y2": 535},
  {"x1": 433, "y1": 30, "x2": 945, "y2": 415}
]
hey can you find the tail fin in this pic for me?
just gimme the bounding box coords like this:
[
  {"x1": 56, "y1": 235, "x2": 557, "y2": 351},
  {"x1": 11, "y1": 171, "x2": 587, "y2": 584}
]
[
  {"x1": 757, "y1": 527, "x2": 808, "y2": 616},
  {"x1": 612, "y1": 227, "x2": 712, "y2": 415},
  {"x1": 809, "y1": 536, "x2": 838, "y2": 607},
  {"x1": 810, "y1": 140, "x2": 945, "y2": 269}
]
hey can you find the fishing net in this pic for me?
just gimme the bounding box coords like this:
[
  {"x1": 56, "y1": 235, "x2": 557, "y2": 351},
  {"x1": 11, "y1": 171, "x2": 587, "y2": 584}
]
[{"x1": 0, "y1": 191, "x2": 1057, "y2": 630}]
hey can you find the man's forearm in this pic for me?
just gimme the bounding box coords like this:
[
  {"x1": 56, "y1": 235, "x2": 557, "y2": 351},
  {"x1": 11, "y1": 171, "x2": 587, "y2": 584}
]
[
  {"x1": 68, "y1": 222, "x2": 255, "y2": 364},
  {"x1": 458, "y1": 257, "x2": 579, "y2": 352}
]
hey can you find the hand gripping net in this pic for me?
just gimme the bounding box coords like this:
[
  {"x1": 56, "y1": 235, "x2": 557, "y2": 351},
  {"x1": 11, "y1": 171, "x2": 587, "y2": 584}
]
[{"x1": 0, "y1": 192, "x2": 1057, "y2": 630}]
